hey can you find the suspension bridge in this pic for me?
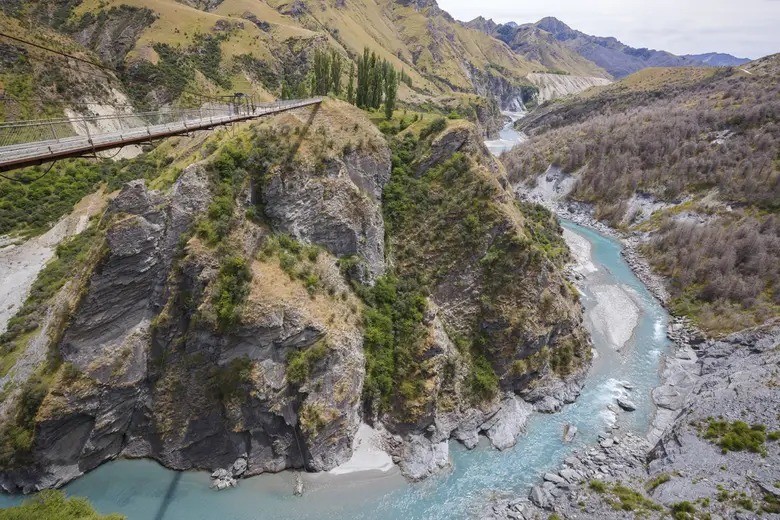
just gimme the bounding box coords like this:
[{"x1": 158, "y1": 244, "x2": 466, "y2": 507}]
[{"x1": 0, "y1": 97, "x2": 323, "y2": 174}]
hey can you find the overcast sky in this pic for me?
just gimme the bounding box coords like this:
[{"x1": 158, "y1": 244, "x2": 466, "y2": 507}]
[{"x1": 438, "y1": 0, "x2": 780, "y2": 59}]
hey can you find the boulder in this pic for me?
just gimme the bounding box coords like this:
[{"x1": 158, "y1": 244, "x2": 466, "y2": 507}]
[
  {"x1": 482, "y1": 396, "x2": 533, "y2": 450},
  {"x1": 617, "y1": 398, "x2": 637, "y2": 411},
  {"x1": 529, "y1": 485, "x2": 551, "y2": 509},
  {"x1": 563, "y1": 424, "x2": 578, "y2": 442},
  {"x1": 543, "y1": 472, "x2": 567, "y2": 486},
  {"x1": 231, "y1": 457, "x2": 248, "y2": 477}
]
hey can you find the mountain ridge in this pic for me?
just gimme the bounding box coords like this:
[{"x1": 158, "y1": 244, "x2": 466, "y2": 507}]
[{"x1": 469, "y1": 15, "x2": 751, "y2": 79}]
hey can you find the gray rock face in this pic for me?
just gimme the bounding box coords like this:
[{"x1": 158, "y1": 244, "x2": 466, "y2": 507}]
[
  {"x1": 0, "y1": 156, "x2": 365, "y2": 492},
  {"x1": 647, "y1": 324, "x2": 780, "y2": 509},
  {"x1": 175, "y1": 0, "x2": 225, "y2": 11},
  {"x1": 481, "y1": 397, "x2": 533, "y2": 450},
  {"x1": 528, "y1": 485, "x2": 551, "y2": 509},
  {"x1": 72, "y1": 5, "x2": 157, "y2": 68},
  {"x1": 486, "y1": 324, "x2": 780, "y2": 520},
  {"x1": 521, "y1": 366, "x2": 588, "y2": 413},
  {"x1": 262, "y1": 148, "x2": 391, "y2": 284},
  {"x1": 399, "y1": 434, "x2": 449, "y2": 481}
]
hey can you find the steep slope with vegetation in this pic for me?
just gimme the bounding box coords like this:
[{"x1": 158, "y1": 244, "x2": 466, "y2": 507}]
[
  {"x1": 503, "y1": 56, "x2": 780, "y2": 334},
  {"x1": 2, "y1": 0, "x2": 551, "y2": 109},
  {"x1": 364, "y1": 116, "x2": 589, "y2": 428},
  {"x1": 0, "y1": 100, "x2": 380, "y2": 490},
  {"x1": 0, "y1": 13, "x2": 132, "y2": 121},
  {"x1": 0, "y1": 97, "x2": 587, "y2": 490}
]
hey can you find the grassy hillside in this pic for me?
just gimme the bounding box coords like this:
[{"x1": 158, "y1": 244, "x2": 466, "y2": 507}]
[
  {"x1": 0, "y1": 14, "x2": 128, "y2": 121},
  {"x1": 503, "y1": 56, "x2": 780, "y2": 334},
  {"x1": 2, "y1": 0, "x2": 553, "y2": 107}
]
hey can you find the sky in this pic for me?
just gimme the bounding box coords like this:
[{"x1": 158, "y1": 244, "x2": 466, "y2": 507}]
[{"x1": 437, "y1": 0, "x2": 780, "y2": 59}]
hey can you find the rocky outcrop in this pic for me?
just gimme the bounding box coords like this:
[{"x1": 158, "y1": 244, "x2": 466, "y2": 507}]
[
  {"x1": 486, "y1": 323, "x2": 780, "y2": 520},
  {"x1": 174, "y1": 0, "x2": 225, "y2": 11},
  {"x1": 0, "y1": 103, "x2": 390, "y2": 492},
  {"x1": 466, "y1": 63, "x2": 538, "y2": 112},
  {"x1": 377, "y1": 120, "x2": 590, "y2": 480},
  {"x1": 70, "y1": 5, "x2": 157, "y2": 68},
  {"x1": 647, "y1": 324, "x2": 780, "y2": 508},
  {"x1": 261, "y1": 103, "x2": 391, "y2": 284}
]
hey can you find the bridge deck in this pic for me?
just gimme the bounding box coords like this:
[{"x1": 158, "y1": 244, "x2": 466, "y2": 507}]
[{"x1": 0, "y1": 98, "x2": 321, "y2": 173}]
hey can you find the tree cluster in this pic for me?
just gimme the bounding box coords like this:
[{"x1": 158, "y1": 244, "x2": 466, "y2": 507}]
[
  {"x1": 645, "y1": 214, "x2": 780, "y2": 332},
  {"x1": 353, "y1": 47, "x2": 398, "y2": 119},
  {"x1": 309, "y1": 48, "x2": 344, "y2": 97}
]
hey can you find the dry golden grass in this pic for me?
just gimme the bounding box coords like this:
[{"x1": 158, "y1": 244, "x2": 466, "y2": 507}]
[
  {"x1": 73, "y1": 0, "x2": 547, "y2": 101},
  {"x1": 245, "y1": 254, "x2": 362, "y2": 338}
]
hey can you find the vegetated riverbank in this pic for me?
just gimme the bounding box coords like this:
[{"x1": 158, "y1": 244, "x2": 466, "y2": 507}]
[{"x1": 483, "y1": 178, "x2": 780, "y2": 519}]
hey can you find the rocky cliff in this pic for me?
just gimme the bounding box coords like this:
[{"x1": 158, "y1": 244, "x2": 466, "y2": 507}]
[
  {"x1": 526, "y1": 73, "x2": 611, "y2": 104},
  {"x1": 0, "y1": 101, "x2": 588, "y2": 491},
  {"x1": 370, "y1": 118, "x2": 590, "y2": 478},
  {"x1": 0, "y1": 101, "x2": 386, "y2": 492}
]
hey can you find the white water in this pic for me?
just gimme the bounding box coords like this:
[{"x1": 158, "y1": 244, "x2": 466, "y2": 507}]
[{"x1": 484, "y1": 112, "x2": 527, "y2": 156}]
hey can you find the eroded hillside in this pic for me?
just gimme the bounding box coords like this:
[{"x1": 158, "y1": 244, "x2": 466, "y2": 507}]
[{"x1": 503, "y1": 56, "x2": 780, "y2": 334}]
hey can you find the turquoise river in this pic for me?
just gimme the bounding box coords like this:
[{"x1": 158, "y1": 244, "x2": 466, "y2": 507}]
[{"x1": 0, "y1": 120, "x2": 671, "y2": 519}]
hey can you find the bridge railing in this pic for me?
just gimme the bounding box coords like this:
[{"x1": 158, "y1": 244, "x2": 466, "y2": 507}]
[{"x1": 0, "y1": 98, "x2": 321, "y2": 150}]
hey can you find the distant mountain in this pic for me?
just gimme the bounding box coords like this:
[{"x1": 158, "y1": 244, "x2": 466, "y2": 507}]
[
  {"x1": 683, "y1": 52, "x2": 750, "y2": 67},
  {"x1": 471, "y1": 16, "x2": 749, "y2": 79},
  {"x1": 466, "y1": 16, "x2": 611, "y2": 79}
]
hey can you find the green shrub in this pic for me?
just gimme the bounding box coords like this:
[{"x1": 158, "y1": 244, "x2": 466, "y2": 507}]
[
  {"x1": 589, "y1": 480, "x2": 607, "y2": 493},
  {"x1": 212, "y1": 256, "x2": 251, "y2": 330},
  {"x1": 419, "y1": 117, "x2": 446, "y2": 139},
  {"x1": 763, "y1": 490, "x2": 780, "y2": 513},
  {"x1": 213, "y1": 356, "x2": 253, "y2": 402},
  {"x1": 469, "y1": 354, "x2": 499, "y2": 402},
  {"x1": 671, "y1": 501, "x2": 696, "y2": 519},
  {"x1": 609, "y1": 484, "x2": 662, "y2": 513},
  {"x1": 0, "y1": 156, "x2": 158, "y2": 238},
  {"x1": 286, "y1": 341, "x2": 328, "y2": 386},
  {"x1": 0, "y1": 374, "x2": 50, "y2": 468},
  {"x1": 360, "y1": 275, "x2": 427, "y2": 413},
  {"x1": 702, "y1": 419, "x2": 767, "y2": 455},
  {"x1": 647, "y1": 473, "x2": 671, "y2": 491},
  {"x1": 0, "y1": 490, "x2": 123, "y2": 520}
]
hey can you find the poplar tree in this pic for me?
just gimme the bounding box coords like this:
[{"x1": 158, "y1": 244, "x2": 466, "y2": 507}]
[
  {"x1": 371, "y1": 57, "x2": 383, "y2": 108},
  {"x1": 347, "y1": 62, "x2": 355, "y2": 104},
  {"x1": 312, "y1": 49, "x2": 330, "y2": 96},
  {"x1": 384, "y1": 66, "x2": 397, "y2": 120},
  {"x1": 356, "y1": 47, "x2": 370, "y2": 108},
  {"x1": 330, "y1": 50, "x2": 342, "y2": 96}
]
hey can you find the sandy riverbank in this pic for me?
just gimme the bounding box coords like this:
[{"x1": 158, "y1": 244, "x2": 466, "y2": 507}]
[
  {"x1": 329, "y1": 423, "x2": 395, "y2": 475},
  {"x1": 561, "y1": 227, "x2": 640, "y2": 351}
]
